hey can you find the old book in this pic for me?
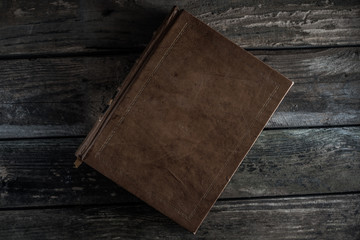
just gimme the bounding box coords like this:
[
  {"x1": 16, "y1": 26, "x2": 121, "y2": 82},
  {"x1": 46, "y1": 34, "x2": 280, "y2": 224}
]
[{"x1": 74, "y1": 7, "x2": 293, "y2": 233}]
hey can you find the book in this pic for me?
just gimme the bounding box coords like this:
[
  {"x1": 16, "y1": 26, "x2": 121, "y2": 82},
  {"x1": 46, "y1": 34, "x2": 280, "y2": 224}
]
[{"x1": 74, "y1": 6, "x2": 293, "y2": 233}]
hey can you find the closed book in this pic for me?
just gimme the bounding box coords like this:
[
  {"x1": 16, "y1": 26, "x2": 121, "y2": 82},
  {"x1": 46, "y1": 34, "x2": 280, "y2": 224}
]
[{"x1": 75, "y1": 6, "x2": 293, "y2": 233}]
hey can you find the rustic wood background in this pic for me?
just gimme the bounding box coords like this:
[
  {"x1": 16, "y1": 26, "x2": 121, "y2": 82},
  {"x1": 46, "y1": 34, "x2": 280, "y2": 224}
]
[{"x1": 1, "y1": 0, "x2": 359, "y2": 239}]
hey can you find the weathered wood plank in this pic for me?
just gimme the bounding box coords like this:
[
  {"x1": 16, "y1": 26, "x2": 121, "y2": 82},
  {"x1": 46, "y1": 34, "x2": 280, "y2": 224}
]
[
  {"x1": 224, "y1": 127, "x2": 360, "y2": 198},
  {"x1": 1, "y1": 47, "x2": 359, "y2": 138},
  {"x1": 0, "y1": 194, "x2": 359, "y2": 239},
  {"x1": 0, "y1": 55, "x2": 136, "y2": 137},
  {"x1": 0, "y1": 0, "x2": 359, "y2": 56},
  {"x1": 1, "y1": 127, "x2": 359, "y2": 208},
  {"x1": 263, "y1": 47, "x2": 360, "y2": 128}
]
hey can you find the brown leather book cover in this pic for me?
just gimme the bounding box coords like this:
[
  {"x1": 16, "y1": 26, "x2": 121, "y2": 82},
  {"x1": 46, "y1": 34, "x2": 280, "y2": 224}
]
[{"x1": 75, "y1": 7, "x2": 293, "y2": 233}]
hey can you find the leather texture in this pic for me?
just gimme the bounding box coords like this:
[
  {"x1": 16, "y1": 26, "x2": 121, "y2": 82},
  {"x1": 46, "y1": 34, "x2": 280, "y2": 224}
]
[{"x1": 75, "y1": 7, "x2": 293, "y2": 233}]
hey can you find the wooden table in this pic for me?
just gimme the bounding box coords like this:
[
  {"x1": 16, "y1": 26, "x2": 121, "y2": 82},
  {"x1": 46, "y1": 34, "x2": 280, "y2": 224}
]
[{"x1": 1, "y1": 1, "x2": 359, "y2": 239}]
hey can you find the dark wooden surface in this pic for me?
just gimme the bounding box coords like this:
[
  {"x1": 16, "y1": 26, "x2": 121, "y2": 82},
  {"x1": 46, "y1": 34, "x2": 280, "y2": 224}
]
[{"x1": 0, "y1": 0, "x2": 359, "y2": 239}]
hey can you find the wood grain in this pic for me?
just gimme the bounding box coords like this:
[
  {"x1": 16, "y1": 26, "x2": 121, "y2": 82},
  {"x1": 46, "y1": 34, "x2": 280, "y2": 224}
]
[
  {"x1": 0, "y1": 0, "x2": 359, "y2": 56},
  {"x1": 263, "y1": 47, "x2": 360, "y2": 128},
  {"x1": 0, "y1": 194, "x2": 359, "y2": 239},
  {"x1": 1, "y1": 1, "x2": 359, "y2": 238},
  {"x1": 1, "y1": 127, "x2": 358, "y2": 208},
  {"x1": 1, "y1": 47, "x2": 359, "y2": 138}
]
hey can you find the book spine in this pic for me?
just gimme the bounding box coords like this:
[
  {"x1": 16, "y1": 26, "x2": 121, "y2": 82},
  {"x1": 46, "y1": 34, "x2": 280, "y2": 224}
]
[{"x1": 74, "y1": 7, "x2": 181, "y2": 167}]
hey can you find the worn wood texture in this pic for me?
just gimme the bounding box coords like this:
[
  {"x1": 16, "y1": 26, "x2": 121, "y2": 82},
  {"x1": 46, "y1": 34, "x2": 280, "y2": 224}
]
[
  {"x1": 1, "y1": 194, "x2": 359, "y2": 239},
  {"x1": 1, "y1": 127, "x2": 359, "y2": 208},
  {"x1": 0, "y1": 0, "x2": 359, "y2": 56},
  {"x1": 1, "y1": 1, "x2": 359, "y2": 238},
  {"x1": 0, "y1": 55, "x2": 136, "y2": 138},
  {"x1": 1, "y1": 47, "x2": 359, "y2": 138}
]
